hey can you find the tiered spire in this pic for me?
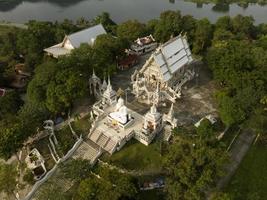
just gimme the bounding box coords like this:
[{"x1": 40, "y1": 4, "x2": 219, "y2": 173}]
[
  {"x1": 167, "y1": 103, "x2": 174, "y2": 120},
  {"x1": 101, "y1": 74, "x2": 107, "y2": 91}
]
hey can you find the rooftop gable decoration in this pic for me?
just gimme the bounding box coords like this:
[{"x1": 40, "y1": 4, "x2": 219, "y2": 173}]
[{"x1": 44, "y1": 24, "x2": 107, "y2": 58}]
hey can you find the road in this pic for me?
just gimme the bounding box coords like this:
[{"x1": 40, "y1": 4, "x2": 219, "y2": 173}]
[{"x1": 216, "y1": 129, "x2": 255, "y2": 190}]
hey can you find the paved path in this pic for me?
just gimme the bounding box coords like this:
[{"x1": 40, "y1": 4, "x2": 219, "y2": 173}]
[{"x1": 216, "y1": 129, "x2": 255, "y2": 189}]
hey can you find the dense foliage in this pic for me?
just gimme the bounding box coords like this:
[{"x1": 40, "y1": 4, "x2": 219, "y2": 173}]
[{"x1": 164, "y1": 120, "x2": 227, "y2": 200}]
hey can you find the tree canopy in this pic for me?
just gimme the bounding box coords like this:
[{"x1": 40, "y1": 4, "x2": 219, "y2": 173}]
[{"x1": 164, "y1": 122, "x2": 227, "y2": 200}]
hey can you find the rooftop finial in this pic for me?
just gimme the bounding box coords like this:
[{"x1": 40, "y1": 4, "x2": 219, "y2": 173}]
[
  {"x1": 93, "y1": 68, "x2": 96, "y2": 76},
  {"x1": 108, "y1": 73, "x2": 111, "y2": 86},
  {"x1": 168, "y1": 103, "x2": 174, "y2": 118}
]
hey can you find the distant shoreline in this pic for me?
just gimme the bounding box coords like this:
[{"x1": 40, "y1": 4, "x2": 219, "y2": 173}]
[{"x1": 0, "y1": 21, "x2": 27, "y2": 29}]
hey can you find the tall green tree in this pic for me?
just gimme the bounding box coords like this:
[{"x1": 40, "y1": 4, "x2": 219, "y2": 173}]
[
  {"x1": 116, "y1": 20, "x2": 146, "y2": 41},
  {"x1": 76, "y1": 166, "x2": 137, "y2": 200},
  {"x1": 154, "y1": 10, "x2": 183, "y2": 42},
  {"x1": 0, "y1": 163, "x2": 18, "y2": 199},
  {"x1": 0, "y1": 90, "x2": 23, "y2": 120},
  {"x1": 164, "y1": 123, "x2": 227, "y2": 200},
  {"x1": 193, "y1": 18, "x2": 213, "y2": 54}
]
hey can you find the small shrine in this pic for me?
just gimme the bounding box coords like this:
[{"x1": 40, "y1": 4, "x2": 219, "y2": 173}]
[{"x1": 25, "y1": 148, "x2": 47, "y2": 180}]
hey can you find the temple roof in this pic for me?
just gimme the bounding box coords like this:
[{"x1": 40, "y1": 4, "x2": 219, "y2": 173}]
[
  {"x1": 44, "y1": 24, "x2": 106, "y2": 58},
  {"x1": 153, "y1": 35, "x2": 193, "y2": 82},
  {"x1": 67, "y1": 24, "x2": 107, "y2": 48}
]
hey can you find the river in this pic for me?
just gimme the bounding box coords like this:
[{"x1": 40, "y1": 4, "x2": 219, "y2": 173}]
[{"x1": 0, "y1": 0, "x2": 266, "y2": 24}]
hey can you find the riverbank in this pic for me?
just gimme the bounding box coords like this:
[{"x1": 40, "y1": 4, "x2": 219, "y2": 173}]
[{"x1": 0, "y1": 21, "x2": 27, "y2": 29}]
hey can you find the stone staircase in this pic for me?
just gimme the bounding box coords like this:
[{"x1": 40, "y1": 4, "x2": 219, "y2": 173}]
[
  {"x1": 89, "y1": 130, "x2": 101, "y2": 143},
  {"x1": 88, "y1": 129, "x2": 118, "y2": 155},
  {"x1": 103, "y1": 139, "x2": 117, "y2": 154},
  {"x1": 96, "y1": 133, "x2": 109, "y2": 147},
  {"x1": 72, "y1": 141, "x2": 101, "y2": 164}
]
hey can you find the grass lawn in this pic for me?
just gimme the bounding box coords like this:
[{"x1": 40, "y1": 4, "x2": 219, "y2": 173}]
[
  {"x1": 101, "y1": 139, "x2": 163, "y2": 172},
  {"x1": 224, "y1": 143, "x2": 267, "y2": 200}
]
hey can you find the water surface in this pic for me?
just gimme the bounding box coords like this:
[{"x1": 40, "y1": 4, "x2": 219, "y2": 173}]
[{"x1": 0, "y1": 0, "x2": 266, "y2": 24}]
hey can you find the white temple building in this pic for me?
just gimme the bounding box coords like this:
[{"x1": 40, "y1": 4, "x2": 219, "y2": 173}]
[
  {"x1": 76, "y1": 76, "x2": 177, "y2": 164},
  {"x1": 130, "y1": 35, "x2": 158, "y2": 55},
  {"x1": 44, "y1": 24, "x2": 107, "y2": 58},
  {"x1": 131, "y1": 35, "x2": 195, "y2": 104}
]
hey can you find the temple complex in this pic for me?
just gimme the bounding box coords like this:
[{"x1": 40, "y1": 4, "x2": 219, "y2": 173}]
[
  {"x1": 131, "y1": 35, "x2": 195, "y2": 104},
  {"x1": 74, "y1": 35, "x2": 197, "y2": 165},
  {"x1": 76, "y1": 74, "x2": 177, "y2": 164}
]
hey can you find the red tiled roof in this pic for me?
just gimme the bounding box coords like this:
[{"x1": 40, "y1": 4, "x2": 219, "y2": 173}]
[{"x1": 118, "y1": 54, "x2": 138, "y2": 66}]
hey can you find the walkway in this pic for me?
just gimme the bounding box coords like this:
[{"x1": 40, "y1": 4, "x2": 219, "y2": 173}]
[{"x1": 216, "y1": 129, "x2": 255, "y2": 190}]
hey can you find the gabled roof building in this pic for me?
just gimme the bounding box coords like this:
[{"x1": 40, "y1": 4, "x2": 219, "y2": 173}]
[
  {"x1": 140, "y1": 35, "x2": 193, "y2": 88},
  {"x1": 44, "y1": 24, "x2": 107, "y2": 58},
  {"x1": 132, "y1": 35, "x2": 195, "y2": 104}
]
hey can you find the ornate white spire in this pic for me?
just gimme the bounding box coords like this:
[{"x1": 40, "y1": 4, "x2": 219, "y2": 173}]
[
  {"x1": 92, "y1": 68, "x2": 97, "y2": 79},
  {"x1": 167, "y1": 103, "x2": 174, "y2": 119},
  {"x1": 151, "y1": 103, "x2": 157, "y2": 114},
  {"x1": 103, "y1": 73, "x2": 117, "y2": 105},
  {"x1": 108, "y1": 74, "x2": 111, "y2": 85},
  {"x1": 102, "y1": 74, "x2": 107, "y2": 90}
]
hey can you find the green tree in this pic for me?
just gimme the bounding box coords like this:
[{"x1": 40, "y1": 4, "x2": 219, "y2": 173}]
[
  {"x1": 181, "y1": 15, "x2": 197, "y2": 43},
  {"x1": 210, "y1": 192, "x2": 231, "y2": 200},
  {"x1": 164, "y1": 127, "x2": 227, "y2": 200},
  {"x1": 0, "y1": 163, "x2": 18, "y2": 199},
  {"x1": 93, "y1": 12, "x2": 117, "y2": 33},
  {"x1": 76, "y1": 167, "x2": 137, "y2": 200},
  {"x1": 46, "y1": 68, "x2": 87, "y2": 114},
  {"x1": 0, "y1": 118, "x2": 23, "y2": 159},
  {"x1": 154, "y1": 10, "x2": 183, "y2": 42},
  {"x1": 193, "y1": 18, "x2": 213, "y2": 54},
  {"x1": 36, "y1": 179, "x2": 67, "y2": 200},
  {"x1": 60, "y1": 159, "x2": 91, "y2": 182},
  {"x1": 0, "y1": 90, "x2": 23, "y2": 120},
  {"x1": 216, "y1": 91, "x2": 246, "y2": 126},
  {"x1": 26, "y1": 61, "x2": 57, "y2": 107},
  {"x1": 116, "y1": 20, "x2": 146, "y2": 41},
  {"x1": 232, "y1": 15, "x2": 255, "y2": 39}
]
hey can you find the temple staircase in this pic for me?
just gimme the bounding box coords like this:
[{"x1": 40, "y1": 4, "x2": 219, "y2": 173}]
[{"x1": 88, "y1": 129, "x2": 118, "y2": 155}]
